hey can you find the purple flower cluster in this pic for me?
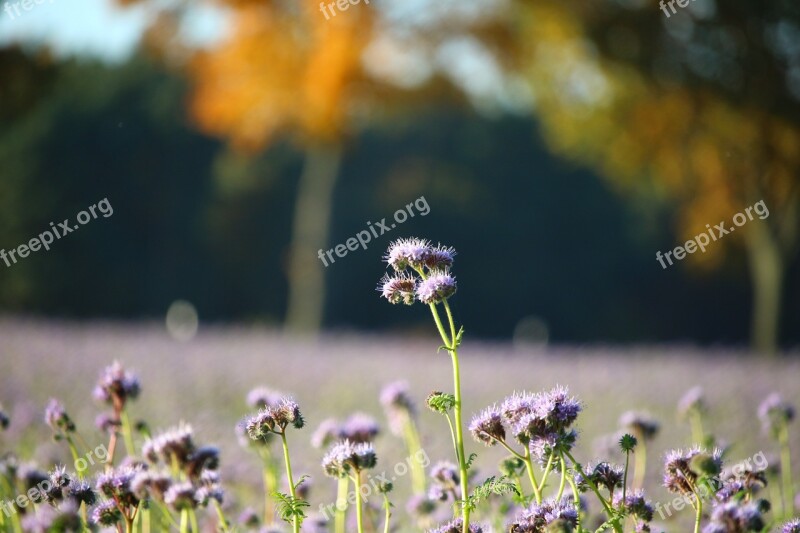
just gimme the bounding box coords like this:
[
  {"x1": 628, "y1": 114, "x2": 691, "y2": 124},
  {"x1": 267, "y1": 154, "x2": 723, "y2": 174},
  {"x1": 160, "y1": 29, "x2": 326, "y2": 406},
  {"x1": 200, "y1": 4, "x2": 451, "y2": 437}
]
[
  {"x1": 245, "y1": 397, "x2": 305, "y2": 439},
  {"x1": 379, "y1": 238, "x2": 457, "y2": 305},
  {"x1": 428, "y1": 517, "x2": 484, "y2": 533},
  {"x1": 663, "y1": 446, "x2": 723, "y2": 495},
  {"x1": 380, "y1": 380, "x2": 416, "y2": 435},
  {"x1": 322, "y1": 440, "x2": 377, "y2": 477},
  {"x1": 783, "y1": 518, "x2": 800, "y2": 533},
  {"x1": 473, "y1": 386, "x2": 581, "y2": 462},
  {"x1": 93, "y1": 361, "x2": 140, "y2": 407},
  {"x1": 577, "y1": 462, "x2": 624, "y2": 494},
  {"x1": 428, "y1": 461, "x2": 460, "y2": 501},
  {"x1": 702, "y1": 500, "x2": 765, "y2": 533},
  {"x1": 44, "y1": 399, "x2": 75, "y2": 434},
  {"x1": 508, "y1": 496, "x2": 578, "y2": 532},
  {"x1": 311, "y1": 413, "x2": 380, "y2": 448},
  {"x1": 612, "y1": 490, "x2": 655, "y2": 522},
  {"x1": 758, "y1": 393, "x2": 795, "y2": 435}
]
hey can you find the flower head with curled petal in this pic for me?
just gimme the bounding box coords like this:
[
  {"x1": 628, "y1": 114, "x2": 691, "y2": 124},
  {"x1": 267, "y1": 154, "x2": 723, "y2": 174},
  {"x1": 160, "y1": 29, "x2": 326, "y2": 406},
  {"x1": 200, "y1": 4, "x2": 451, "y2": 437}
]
[
  {"x1": 93, "y1": 361, "x2": 140, "y2": 407},
  {"x1": 469, "y1": 406, "x2": 506, "y2": 446},
  {"x1": 379, "y1": 273, "x2": 417, "y2": 305},
  {"x1": 416, "y1": 271, "x2": 457, "y2": 304},
  {"x1": 423, "y1": 245, "x2": 456, "y2": 270},
  {"x1": 783, "y1": 519, "x2": 800, "y2": 533},
  {"x1": 385, "y1": 238, "x2": 431, "y2": 272}
]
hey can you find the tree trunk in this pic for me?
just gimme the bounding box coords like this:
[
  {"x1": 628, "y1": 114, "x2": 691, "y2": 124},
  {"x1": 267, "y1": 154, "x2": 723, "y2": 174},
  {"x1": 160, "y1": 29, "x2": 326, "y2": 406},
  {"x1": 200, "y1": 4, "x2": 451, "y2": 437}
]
[
  {"x1": 744, "y1": 221, "x2": 784, "y2": 355},
  {"x1": 284, "y1": 144, "x2": 342, "y2": 334}
]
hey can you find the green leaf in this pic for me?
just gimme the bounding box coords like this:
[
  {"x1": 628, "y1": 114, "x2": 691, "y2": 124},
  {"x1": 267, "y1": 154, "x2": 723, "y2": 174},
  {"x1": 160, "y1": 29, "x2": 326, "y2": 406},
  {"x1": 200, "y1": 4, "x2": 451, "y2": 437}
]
[
  {"x1": 426, "y1": 392, "x2": 456, "y2": 414},
  {"x1": 465, "y1": 453, "x2": 478, "y2": 470},
  {"x1": 464, "y1": 476, "x2": 520, "y2": 511},
  {"x1": 272, "y1": 491, "x2": 310, "y2": 525}
]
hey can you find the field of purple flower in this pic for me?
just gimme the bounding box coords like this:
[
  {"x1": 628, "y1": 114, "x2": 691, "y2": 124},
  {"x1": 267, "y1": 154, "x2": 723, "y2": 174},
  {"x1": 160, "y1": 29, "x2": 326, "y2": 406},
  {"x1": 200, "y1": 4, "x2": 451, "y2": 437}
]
[{"x1": 0, "y1": 315, "x2": 798, "y2": 532}]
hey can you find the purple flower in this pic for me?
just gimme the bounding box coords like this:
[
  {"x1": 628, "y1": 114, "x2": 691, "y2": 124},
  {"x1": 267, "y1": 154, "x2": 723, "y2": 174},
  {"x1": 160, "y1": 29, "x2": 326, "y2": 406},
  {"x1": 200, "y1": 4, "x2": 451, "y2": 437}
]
[
  {"x1": 416, "y1": 271, "x2": 457, "y2": 304},
  {"x1": 703, "y1": 500, "x2": 764, "y2": 533},
  {"x1": 663, "y1": 446, "x2": 723, "y2": 495},
  {"x1": 619, "y1": 411, "x2": 660, "y2": 441},
  {"x1": 45, "y1": 399, "x2": 75, "y2": 433},
  {"x1": 385, "y1": 238, "x2": 432, "y2": 272},
  {"x1": 246, "y1": 387, "x2": 284, "y2": 409},
  {"x1": 678, "y1": 386, "x2": 707, "y2": 417},
  {"x1": 502, "y1": 387, "x2": 581, "y2": 444},
  {"x1": 67, "y1": 479, "x2": 97, "y2": 506},
  {"x1": 613, "y1": 490, "x2": 654, "y2": 522},
  {"x1": 164, "y1": 482, "x2": 198, "y2": 511},
  {"x1": 469, "y1": 406, "x2": 506, "y2": 446},
  {"x1": 577, "y1": 462, "x2": 624, "y2": 494},
  {"x1": 340, "y1": 413, "x2": 380, "y2": 443},
  {"x1": 508, "y1": 497, "x2": 578, "y2": 532},
  {"x1": 428, "y1": 518, "x2": 484, "y2": 533},
  {"x1": 91, "y1": 499, "x2": 122, "y2": 526},
  {"x1": 131, "y1": 470, "x2": 172, "y2": 500},
  {"x1": 95, "y1": 413, "x2": 120, "y2": 434},
  {"x1": 379, "y1": 273, "x2": 417, "y2": 305},
  {"x1": 322, "y1": 440, "x2": 377, "y2": 477},
  {"x1": 93, "y1": 361, "x2": 140, "y2": 406},
  {"x1": 423, "y1": 245, "x2": 456, "y2": 270},
  {"x1": 142, "y1": 423, "x2": 195, "y2": 466},
  {"x1": 406, "y1": 494, "x2": 437, "y2": 517},
  {"x1": 430, "y1": 461, "x2": 460, "y2": 487},
  {"x1": 380, "y1": 381, "x2": 416, "y2": 435},
  {"x1": 783, "y1": 519, "x2": 800, "y2": 533},
  {"x1": 758, "y1": 393, "x2": 795, "y2": 435}
]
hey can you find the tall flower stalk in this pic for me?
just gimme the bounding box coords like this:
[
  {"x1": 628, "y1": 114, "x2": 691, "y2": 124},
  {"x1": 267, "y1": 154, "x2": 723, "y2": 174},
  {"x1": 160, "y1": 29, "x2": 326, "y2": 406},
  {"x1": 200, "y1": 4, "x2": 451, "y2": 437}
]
[{"x1": 379, "y1": 238, "x2": 471, "y2": 531}]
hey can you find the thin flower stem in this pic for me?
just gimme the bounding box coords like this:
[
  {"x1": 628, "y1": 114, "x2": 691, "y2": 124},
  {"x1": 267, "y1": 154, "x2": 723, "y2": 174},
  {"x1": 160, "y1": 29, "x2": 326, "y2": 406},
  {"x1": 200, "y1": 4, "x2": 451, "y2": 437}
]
[
  {"x1": 622, "y1": 450, "x2": 630, "y2": 502},
  {"x1": 444, "y1": 413, "x2": 459, "y2": 462},
  {"x1": 428, "y1": 304, "x2": 451, "y2": 347},
  {"x1": 189, "y1": 510, "x2": 199, "y2": 533},
  {"x1": 403, "y1": 416, "x2": 427, "y2": 494},
  {"x1": 279, "y1": 431, "x2": 300, "y2": 533},
  {"x1": 120, "y1": 410, "x2": 136, "y2": 457},
  {"x1": 537, "y1": 452, "x2": 556, "y2": 494},
  {"x1": 335, "y1": 477, "x2": 349, "y2": 533},
  {"x1": 566, "y1": 473, "x2": 582, "y2": 531},
  {"x1": 564, "y1": 451, "x2": 614, "y2": 516},
  {"x1": 353, "y1": 472, "x2": 364, "y2": 533},
  {"x1": 179, "y1": 509, "x2": 188, "y2": 533},
  {"x1": 212, "y1": 500, "x2": 229, "y2": 532},
  {"x1": 689, "y1": 412, "x2": 705, "y2": 446},
  {"x1": 693, "y1": 492, "x2": 703, "y2": 533},
  {"x1": 633, "y1": 440, "x2": 647, "y2": 490},
  {"x1": 556, "y1": 454, "x2": 567, "y2": 501},
  {"x1": 523, "y1": 449, "x2": 542, "y2": 504},
  {"x1": 381, "y1": 494, "x2": 391, "y2": 533},
  {"x1": 442, "y1": 300, "x2": 458, "y2": 343},
  {"x1": 779, "y1": 423, "x2": 793, "y2": 518}
]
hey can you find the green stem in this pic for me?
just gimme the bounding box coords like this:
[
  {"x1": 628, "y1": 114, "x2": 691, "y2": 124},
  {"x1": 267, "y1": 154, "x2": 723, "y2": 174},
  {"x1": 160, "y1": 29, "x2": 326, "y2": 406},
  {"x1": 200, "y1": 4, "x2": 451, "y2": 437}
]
[
  {"x1": 335, "y1": 477, "x2": 348, "y2": 533},
  {"x1": 65, "y1": 436, "x2": 83, "y2": 480},
  {"x1": 523, "y1": 448, "x2": 542, "y2": 504},
  {"x1": 779, "y1": 423, "x2": 793, "y2": 519},
  {"x1": 353, "y1": 472, "x2": 364, "y2": 533},
  {"x1": 279, "y1": 431, "x2": 300, "y2": 533},
  {"x1": 564, "y1": 451, "x2": 614, "y2": 516},
  {"x1": 632, "y1": 440, "x2": 647, "y2": 490},
  {"x1": 261, "y1": 461, "x2": 277, "y2": 524},
  {"x1": 689, "y1": 412, "x2": 705, "y2": 446},
  {"x1": 556, "y1": 454, "x2": 567, "y2": 501},
  {"x1": 381, "y1": 494, "x2": 391, "y2": 533},
  {"x1": 538, "y1": 452, "x2": 556, "y2": 495},
  {"x1": 403, "y1": 416, "x2": 427, "y2": 495},
  {"x1": 179, "y1": 509, "x2": 187, "y2": 533},
  {"x1": 188, "y1": 510, "x2": 199, "y2": 533},
  {"x1": 212, "y1": 500, "x2": 228, "y2": 532},
  {"x1": 622, "y1": 450, "x2": 630, "y2": 502},
  {"x1": 567, "y1": 474, "x2": 582, "y2": 532},
  {"x1": 120, "y1": 410, "x2": 136, "y2": 458},
  {"x1": 693, "y1": 492, "x2": 703, "y2": 533}
]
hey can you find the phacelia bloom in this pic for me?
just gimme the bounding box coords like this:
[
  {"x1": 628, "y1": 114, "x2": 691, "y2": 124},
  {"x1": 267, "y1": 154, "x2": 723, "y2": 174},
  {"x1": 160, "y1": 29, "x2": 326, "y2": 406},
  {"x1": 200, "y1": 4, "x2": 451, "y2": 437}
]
[
  {"x1": 469, "y1": 406, "x2": 506, "y2": 446},
  {"x1": 577, "y1": 462, "x2": 624, "y2": 494},
  {"x1": 613, "y1": 490, "x2": 654, "y2": 522},
  {"x1": 379, "y1": 273, "x2": 417, "y2": 305},
  {"x1": 45, "y1": 399, "x2": 75, "y2": 433},
  {"x1": 185, "y1": 446, "x2": 220, "y2": 479},
  {"x1": 311, "y1": 418, "x2": 340, "y2": 449},
  {"x1": 502, "y1": 387, "x2": 581, "y2": 443},
  {"x1": 93, "y1": 361, "x2": 140, "y2": 406},
  {"x1": 92, "y1": 499, "x2": 122, "y2": 526},
  {"x1": 703, "y1": 500, "x2": 764, "y2": 533},
  {"x1": 380, "y1": 381, "x2": 416, "y2": 435},
  {"x1": 67, "y1": 480, "x2": 97, "y2": 506},
  {"x1": 385, "y1": 238, "x2": 432, "y2": 272},
  {"x1": 95, "y1": 413, "x2": 120, "y2": 434},
  {"x1": 238, "y1": 507, "x2": 260, "y2": 528},
  {"x1": 18, "y1": 463, "x2": 48, "y2": 491},
  {"x1": 406, "y1": 494, "x2": 437, "y2": 517},
  {"x1": 782, "y1": 519, "x2": 800, "y2": 533},
  {"x1": 95, "y1": 466, "x2": 140, "y2": 508},
  {"x1": 428, "y1": 518, "x2": 484, "y2": 533},
  {"x1": 619, "y1": 411, "x2": 660, "y2": 441},
  {"x1": 663, "y1": 446, "x2": 723, "y2": 494},
  {"x1": 44, "y1": 465, "x2": 71, "y2": 501},
  {"x1": 423, "y1": 245, "x2": 456, "y2": 270},
  {"x1": 416, "y1": 271, "x2": 457, "y2": 304},
  {"x1": 322, "y1": 441, "x2": 377, "y2": 477},
  {"x1": 340, "y1": 413, "x2": 380, "y2": 443},
  {"x1": 246, "y1": 387, "x2": 285, "y2": 409},
  {"x1": 195, "y1": 484, "x2": 224, "y2": 507},
  {"x1": 758, "y1": 393, "x2": 795, "y2": 435},
  {"x1": 430, "y1": 461, "x2": 460, "y2": 488},
  {"x1": 678, "y1": 386, "x2": 707, "y2": 417},
  {"x1": 508, "y1": 497, "x2": 578, "y2": 533},
  {"x1": 142, "y1": 423, "x2": 195, "y2": 466},
  {"x1": 164, "y1": 482, "x2": 198, "y2": 511},
  {"x1": 23, "y1": 501, "x2": 81, "y2": 533},
  {"x1": 131, "y1": 471, "x2": 172, "y2": 501}
]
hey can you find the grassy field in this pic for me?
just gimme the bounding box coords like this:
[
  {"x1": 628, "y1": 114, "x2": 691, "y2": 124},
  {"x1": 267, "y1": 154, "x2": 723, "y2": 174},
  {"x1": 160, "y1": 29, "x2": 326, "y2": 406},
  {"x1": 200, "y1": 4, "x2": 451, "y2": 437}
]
[{"x1": 0, "y1": 317, "x2": 797, "y2": 531}]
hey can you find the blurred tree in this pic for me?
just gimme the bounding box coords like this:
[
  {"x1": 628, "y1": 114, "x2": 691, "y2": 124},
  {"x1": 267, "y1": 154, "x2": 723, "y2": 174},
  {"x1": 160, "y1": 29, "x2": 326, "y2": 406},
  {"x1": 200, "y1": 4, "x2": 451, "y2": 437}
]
[{"x1": 507, "y1": 0, "x2": 800, "y2": 354}]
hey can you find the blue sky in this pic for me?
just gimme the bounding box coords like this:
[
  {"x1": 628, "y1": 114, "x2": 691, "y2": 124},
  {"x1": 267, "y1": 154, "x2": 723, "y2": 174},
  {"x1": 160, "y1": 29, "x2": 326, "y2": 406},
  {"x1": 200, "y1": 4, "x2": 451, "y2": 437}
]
[{"x1": 0, "y1": 0, "x2": 226, "y2": 62}]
